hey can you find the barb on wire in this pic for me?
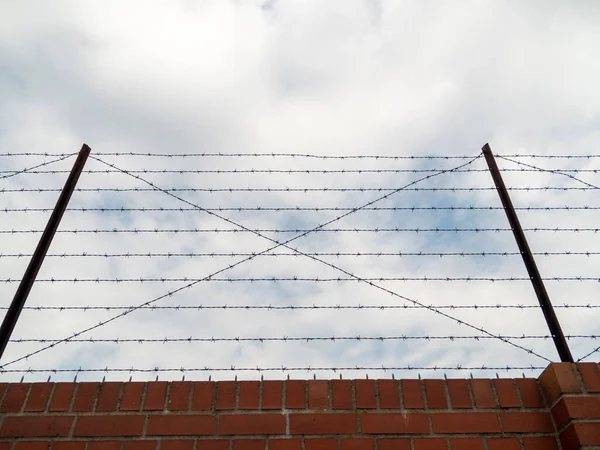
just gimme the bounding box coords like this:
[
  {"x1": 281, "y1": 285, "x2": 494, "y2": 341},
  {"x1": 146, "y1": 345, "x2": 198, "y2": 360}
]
[
  {"x1": 0, "y1": 154, "x2": 76, "y2": 181},
  {"x1": 9, "y1": 334, "x2": 598, "y2": 344},
  {"x1": 2, "y1": 251, "x2": 598, "y2": 259},
  {"x1": 3, "y1": 303, "x2": 598, "y2": 311}
]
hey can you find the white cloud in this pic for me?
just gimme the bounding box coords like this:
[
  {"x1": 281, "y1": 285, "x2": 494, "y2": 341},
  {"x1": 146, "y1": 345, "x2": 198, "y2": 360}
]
[{"x1": 0, "y1": 0, "x2": 599, "y2": 382}]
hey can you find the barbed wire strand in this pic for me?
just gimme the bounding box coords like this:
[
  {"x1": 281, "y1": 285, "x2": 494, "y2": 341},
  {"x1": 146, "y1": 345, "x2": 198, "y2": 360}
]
[
  {"x1": 3, "y1": 227, "x2": 600, "y2": 235},
  {"x1": 2, "y1": 205, "x2": 600, "y2": 213},
  {"x1": 2, "y1": 303, "x2": 597, "y2": 311},
  {"x1": 3, "y1": 167, "x2": 600, "y2": 175},
  {"x1": 0, "y1": 153, "x2": 76, "y2": 181},
  {"x1": 0, "y1": 186, "x2": 597, "y2": 193},
  {"x1": 8, "y1": 334, "x2": 598, "y2": 344},
  {"x1": 1, "y1": 151, "x2": 599, "y2": 159},
  {"x1": 1, "y1": 276, "x2": 595, "y2": 283},
  {"x1": 2, "y1": 251, "x2": 598, "y2": 259},
  {"x1": 0, "y1": 364, "x2": 546, "y2": 375},
  {"x1": 2, "y1": 154, "x2": 505, "y2": 369}
]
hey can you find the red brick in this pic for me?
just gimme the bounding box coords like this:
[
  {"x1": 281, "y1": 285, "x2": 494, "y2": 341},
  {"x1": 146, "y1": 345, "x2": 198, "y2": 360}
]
[
  {"x1": 561, "y1": 422, "x2": 600, "y2": 448},
  {"x1": 308, "y1": 380, "x2": 328, "y2": 410},
  {"x1": 516, "y1": 379, "x2": 544, "y2": 408},
  {"x1": 340, "y1": 438, "x2": 373, "y2": 450},
  {"x1": 216, "y1": 381, "x2": 236, "y2": 410},
  {"x1": 96, "y1": 382, "x2": 122, "y2": 412},
  {"x1": 144, "y1": 382, "x2": 167, "y2": 411},
  {"x1": 147, "y1": 415, "x2": 216, "y2": 436},
  {"x1": 192, "y1": 382, "x2": 214, "y2": 411},
  {"x1": 447, "y1": 379, "x2": 471, "y2": 409},
  {"x1": 161, "y1": 440, "x2": 194, "y2": 450},
  {"x1": 500, "y1": 411, "x2": 554, "y2": 433},
  {"x1": 493, "y1": 379, "x2": 519, "y2": 408},
  {"x1": 0, "y1": 384, "x2": 30, "y2": 413},
  {"x1": 14, "y1": 442, "x2": 50, "y2": 450},
  {"x1": 168, "y1": 382, "x2": 191, "y2": 411},
  {"x1": 424, "y1": 380, "x2": 447, "y2": 409},
  {"x1": 123, "y1": 441, "x2": 157, "y2": 450},
  {"x1": 0, "y1": 443, "x2": 10, "y2": 450},
  {"x1": 52, "y1": 443, "x2": 86, "y2": 450},
  {"x1": 470, "y1": 379, "x2": 495, "y2": 409},
  {"x1": 413, "y1": 438, "x2": 446, "y2": 450},
  {"x1": 87, "y1": 441, "x2": 121, "y2": 450},
  {"x1": 24, "y1": 383, "x2": 52, "y2": 412},
  {"x1": 196, "y1": 440, "x2": 229, "y2": 450},
  {"x1": 286, "y1": 380, "x2": 305, "y2": 409},
  {"x1": 72, "y1": 383, "x2": 99, "y2": 412},
  {"x1": 539, "y1": 363, "x2": 581, "y2": 405},
  {"x1": 523, "y1": 436, "x2": 559, "y2": 450},
  {"x1": 268, "y1": 439, "x2": 301, "y2": 450},
  {"x1": 449, "y1": 438, "x2": 484, "y2": 450},
  {"x1": 219, "y1": 414, "x2": 285, "y2": 435},
  {"x1": 73, "y1": 415, "x2": 145, "y2": 437},
  {"x1": 239, "y1": 381, "x2": 259, "y2": 410},
  {"x1": 401, "y1": 380, "x2": 423, "y2": 409},
  {"x1": 331, "y1": 380, "x2": 352, "y2": 410},
  {"x1": 551, "y1": 396, "x2": 600, "y2": 429},
  {"x1": 577, "y1": 362, "x2": 600, "y2": 393},
  {"x1": 120, "y1": 382, "x2": 144, "y2": 411},
  {"x1": 232, "y1": 440, "x2": 265, "y2": 450},
  {"x1": 304, "y1": 439, "x2": 336, "y2": 450},
  {"x1": 261, "y1": 381, "x2": 282, "y2": 410},
  {"x1": 431, "y1": 412, "x2": 500, "y2": 433},
  {"x1": 360, "y1": 412, "x2": 429, "y2": 434},
  {"x1": 0, "y1": 416, "x2": 73, "y2": 437},
  {"x1": 377, "y1": 380, "x2": 399, "y2": 409},
  {"x1": 290, "y1": 413, "x2": 356, "y2": 435},
  {"x1": 355, "y1": 380, "x2": 376, "y2": 409},
  {"x1": 377, "y1": 438, "x2": 411, "y2": 450},
  {"x1": 486, "y1": 438, "x2": 520, "y2": 450}
]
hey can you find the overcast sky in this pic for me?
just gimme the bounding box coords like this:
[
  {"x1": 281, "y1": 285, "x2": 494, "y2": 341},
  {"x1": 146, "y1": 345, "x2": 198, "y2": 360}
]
[{"x1": 1, "y1": 0, "x2": 599, "y2": 382}]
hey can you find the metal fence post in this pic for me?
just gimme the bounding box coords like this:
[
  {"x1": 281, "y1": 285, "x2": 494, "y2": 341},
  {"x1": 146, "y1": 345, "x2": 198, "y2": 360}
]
[
  {"x1": 482, "y1": 143, "x2": 573, "y2": 362},
  {"x1": 0, "y1": 144, "x2": 91, "y2": 361}
]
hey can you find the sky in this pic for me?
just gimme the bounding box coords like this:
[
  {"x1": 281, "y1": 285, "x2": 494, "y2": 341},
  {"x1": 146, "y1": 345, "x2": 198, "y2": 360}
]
[{"x1": 0, "y1": 0, "x2": 599, "y2": 382}]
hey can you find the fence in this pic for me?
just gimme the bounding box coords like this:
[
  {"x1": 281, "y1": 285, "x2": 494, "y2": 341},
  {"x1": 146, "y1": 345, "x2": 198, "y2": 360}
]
[{"x1": 0, "y1": 147, "x2": 598, "y2": 381}]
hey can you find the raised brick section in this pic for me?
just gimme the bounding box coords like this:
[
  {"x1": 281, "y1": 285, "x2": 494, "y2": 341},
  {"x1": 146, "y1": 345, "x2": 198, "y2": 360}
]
[{"x1": 0, "y1": 363, "x2": 598, "y2": 449}]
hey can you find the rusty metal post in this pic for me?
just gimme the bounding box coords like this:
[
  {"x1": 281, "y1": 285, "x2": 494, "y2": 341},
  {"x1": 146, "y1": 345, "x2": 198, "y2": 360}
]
[
  {"x1": 0, "y1": 144, "x2": 91, "y2": 361},
  {"x1": 482, "y1": 143, "x2": 573, "y2": 362}
]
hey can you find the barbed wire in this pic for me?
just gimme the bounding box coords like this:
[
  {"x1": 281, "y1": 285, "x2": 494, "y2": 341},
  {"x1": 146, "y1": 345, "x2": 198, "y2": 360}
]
[
  {"x1": 2, "y1": 303, "x2": 597, "y2": 311},
  {"x1": 0, "y1": 153, "x2": 76, "y2": 181},
  {"x1": 1, "y1": 276, "x2": 596, "y2": 283},
  {"x1": 9, "y1": 334, "x2": 599, "y2": 344},
  {"x1": 2, "y1": 205, "x2": 600, "y2": 213},
  {"x1": 2, "y1": 251, "x2": 598, "y2": 259},
  {"x1": 0, "y1": 364, "x2": 546, "y2": 375},
  {"x1": 0, "y1": 186, "x2": 597, "y2": 193},
  {"x1": 3, "y1": 227, "x2": 600, "y2": 234},
  {"x1": 1, "y1": 151, "x2": 599, "y2": 159},
  {"x1": 3, "y1": 167, "x2": 600, "y2": 175},
  {"x1": 9, "y1": 154, "x2": 549, "y2": 369}
]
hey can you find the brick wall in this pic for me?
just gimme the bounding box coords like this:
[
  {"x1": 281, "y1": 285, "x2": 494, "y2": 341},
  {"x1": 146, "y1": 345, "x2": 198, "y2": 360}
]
[{"x1": 0, "y1": 363, "x2": 598, "y2": 450}]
